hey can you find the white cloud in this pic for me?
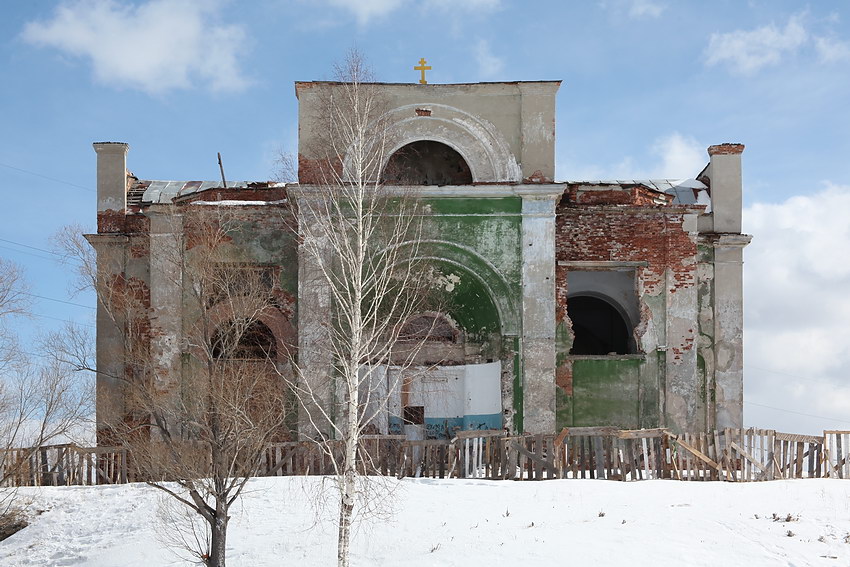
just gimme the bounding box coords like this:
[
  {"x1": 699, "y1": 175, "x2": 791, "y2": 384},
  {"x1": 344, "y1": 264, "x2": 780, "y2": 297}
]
[
  {"x1": 326, "y1": 0, "x2": 500, "y2": 26},
  {"x1": 21, "y1": 0, "x2": 249, "y2": 95},
  {"x1": 743, "y1": 183, "x2": 850, "y2": 432},
  {"x1": 649, "y1": 132, "x2": 704, "y2": 178},
  {"x1": 474, "y1": 39, "x2": 504, "y2": 79},
  {"x1": 704, "y1": 15, "x2": 807, "y2": 75},
  {"x1": 558, "y1": 132, "x2": 705, "y2": 181},
  {"x1": 815, "y1": 36, "x2": 850, "y2": 63},
  {"x1": 599, "y1": 0, "x2": 665, "y2": 20},
  {"x1": 628, "y1": 0, "x2": 665, "y2": 19},
  {"x1": 426, "y1": 0, "x2": 500, "y2": 9},
  {"x1": 326, "y1": 0, "x2": 405, "y2": 26}
]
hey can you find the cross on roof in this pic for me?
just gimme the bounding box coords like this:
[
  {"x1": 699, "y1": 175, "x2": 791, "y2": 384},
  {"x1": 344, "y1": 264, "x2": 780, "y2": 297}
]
[{"x1": 414, "y1": 58, "x2": 431, "y2": 84}]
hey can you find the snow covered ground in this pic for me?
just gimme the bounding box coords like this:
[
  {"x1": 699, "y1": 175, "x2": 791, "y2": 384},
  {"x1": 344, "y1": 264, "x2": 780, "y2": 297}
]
[{"x1": 1, "y1": 477, "x2": 849, "y2": 566}]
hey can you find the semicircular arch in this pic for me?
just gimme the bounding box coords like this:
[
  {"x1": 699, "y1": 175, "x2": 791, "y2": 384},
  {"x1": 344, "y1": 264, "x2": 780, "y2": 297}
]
[
  {"x1": 343, "y1": 103, "x2": 521, "y2": 184},
  {"x1": 194, "y1": 300, "x2": 296, "y2": 363},
  {"x1": 387, "y1": 239, "x2": 519, "y2": 336}
]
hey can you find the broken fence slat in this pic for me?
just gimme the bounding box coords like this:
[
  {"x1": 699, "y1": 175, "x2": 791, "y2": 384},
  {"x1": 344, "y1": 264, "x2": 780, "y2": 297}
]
[
  {"x1": 729, "y1": 441, "x2": 769, "y2": 477},
  {"x1": 674, "y1": 437, "x2": 720, "y2": 471}
]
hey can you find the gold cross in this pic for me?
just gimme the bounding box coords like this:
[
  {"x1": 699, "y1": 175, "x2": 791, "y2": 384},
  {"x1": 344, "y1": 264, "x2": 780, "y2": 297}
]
[{"x1": 414, "y1": 58, "x2": 431, "y2": 84}]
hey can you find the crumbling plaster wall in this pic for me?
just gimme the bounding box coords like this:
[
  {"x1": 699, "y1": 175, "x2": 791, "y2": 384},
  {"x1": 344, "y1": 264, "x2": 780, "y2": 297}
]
[
  {"x1": 555, "y1": 189, "x2": 707, "y2": 432},
  {"x1": 388, "y1": 190, "x2": 524, "y2": 432},
  {"x1": 296, "y1": 81, "x2": 559, "y2": 184},
  {"x1": 92, "y1": 186, "x2": 299, "y2": 441}
]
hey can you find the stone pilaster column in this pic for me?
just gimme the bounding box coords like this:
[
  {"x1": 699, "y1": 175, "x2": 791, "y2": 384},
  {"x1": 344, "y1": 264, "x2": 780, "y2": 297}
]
[
  {"x1": 85, "y1": 234, "x2": 128, "y2": 443},
  {"x1": 516, "y1": 186, "x2": 561, "y2": 434},
  {"x1": 147, "y1": 208, "x2": 184, "y2": 442},
  {"x1": 713, "y1": 234, "x2": 751, "y2": 429},
  {"x1": 291, "y1": 188, "x2": 336, "y2": 440}
]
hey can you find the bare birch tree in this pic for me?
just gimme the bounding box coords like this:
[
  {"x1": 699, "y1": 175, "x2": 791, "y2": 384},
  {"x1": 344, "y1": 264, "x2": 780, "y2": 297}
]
[
  {"x1": 290, "y1": 50, "x2": 433, "y2": 567},
  {"x1": 55, "y1": 209, "x2": 295, "y2": 567}
]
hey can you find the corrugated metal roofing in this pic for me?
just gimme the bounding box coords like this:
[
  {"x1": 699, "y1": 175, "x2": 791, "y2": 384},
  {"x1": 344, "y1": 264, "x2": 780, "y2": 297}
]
[{"x1": 138, "y1": 180, "x2": 281, "y2": 204}]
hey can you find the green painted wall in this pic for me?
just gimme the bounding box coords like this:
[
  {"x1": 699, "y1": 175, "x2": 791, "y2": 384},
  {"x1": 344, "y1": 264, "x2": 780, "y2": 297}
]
[
  {"x1": 425, "y1": 197, "x2": 523, "y2": 288},
  {"x1": 556, "y1": 358, "x2": 658, "y2": 429}
]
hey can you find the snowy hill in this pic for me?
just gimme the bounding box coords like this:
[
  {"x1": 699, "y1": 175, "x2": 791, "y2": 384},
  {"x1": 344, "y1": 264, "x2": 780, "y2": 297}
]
[{"x1": 1, "y1": 477, "x2": 849, "y2": 566}]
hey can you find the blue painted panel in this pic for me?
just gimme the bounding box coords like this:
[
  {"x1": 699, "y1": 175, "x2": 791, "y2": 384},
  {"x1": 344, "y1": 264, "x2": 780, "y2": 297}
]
[
  {"x1": 388, "y1": 416, "x2": 404, "y2": 435},
  {"x1": 424, "y1": 412, "x2": 502, "y2": 439},
  {"x1": 424, "y1": 417, "x2": 462, "y2": 440},
  {"x1": 462, "y1": 412, "x2": 502, "y2": 432}
]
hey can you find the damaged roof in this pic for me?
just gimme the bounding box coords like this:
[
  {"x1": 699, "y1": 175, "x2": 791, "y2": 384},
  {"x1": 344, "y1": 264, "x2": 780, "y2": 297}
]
[
  {"x1": 131, "y1": 178, "x2": 709, "y2": 208},
  {"x1": 131, "y1": 180, "x2": 285, "y2": 205},
  {"x1": 566, "y1": 178, "x2": 709, "y2": 206}
]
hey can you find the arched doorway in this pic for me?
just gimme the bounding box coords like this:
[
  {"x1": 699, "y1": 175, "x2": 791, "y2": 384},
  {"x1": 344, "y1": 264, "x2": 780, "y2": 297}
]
[
  {"x1": 382, "y1": 140, "x2": 473, "y2": 185},
  {"x1": 567, "y1": 295, "x2": 632, "y2": 355},
  {"x1": 211, "y1": 319, "x2": 277, "y2": 360},
  {"x1": 210, "y1": 319, "x2": 291, "y2": 441}
]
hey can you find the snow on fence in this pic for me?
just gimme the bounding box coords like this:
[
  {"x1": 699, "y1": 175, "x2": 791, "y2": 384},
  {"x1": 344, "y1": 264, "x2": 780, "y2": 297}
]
[{"x1": 3, "y1": 429, "x2": 849, "y2": 487}]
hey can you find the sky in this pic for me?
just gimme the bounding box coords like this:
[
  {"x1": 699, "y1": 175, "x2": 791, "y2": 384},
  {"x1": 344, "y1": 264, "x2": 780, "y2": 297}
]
[{"x1": 0, "y1": 0, "x2": 848, "y2": 434}]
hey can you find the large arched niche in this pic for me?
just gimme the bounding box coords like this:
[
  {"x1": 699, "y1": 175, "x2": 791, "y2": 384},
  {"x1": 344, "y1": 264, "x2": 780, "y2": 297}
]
[
  {"x1": 342, "y1": 103, "x2": 522, "y2": 184},
  {"x1": 385, "y1": 240, "x2": 519, "y2": 337},
  {"x1": 376, "y1": 242, "x2": 517, "y2": 439},
  {"x1": 382, "y1": 140, "x2": 473, "y2": 185}
]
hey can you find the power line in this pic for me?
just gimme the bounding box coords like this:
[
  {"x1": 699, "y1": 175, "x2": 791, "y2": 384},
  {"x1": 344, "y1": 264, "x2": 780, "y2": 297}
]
[
  {"x1": 0, "y1": 161, "x2": 94, "y2": 193},
  {"x1": 0, "y1": 244, "x2": 57, "y2": 262},
  {"x1": 23, "y1": 292, "x2": 94, "y2": 310},
  {"x1": 0, "y1": 237, "x2": 62, "y2": 257},
  {"x1": 30, "y1": 312, "x2": 96, "y2": 329},
  {"x1": 748, "y1": 364, "x2": 820, "y2": 383},
  {"x1": 745, "y1": 400, "x2": 850, "y2": 425}
]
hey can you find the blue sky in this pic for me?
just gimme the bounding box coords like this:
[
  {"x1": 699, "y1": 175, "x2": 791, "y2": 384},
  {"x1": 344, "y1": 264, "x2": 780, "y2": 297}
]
[{"x1": 1, "y1": 0, "x2": 848, "y2": 433}]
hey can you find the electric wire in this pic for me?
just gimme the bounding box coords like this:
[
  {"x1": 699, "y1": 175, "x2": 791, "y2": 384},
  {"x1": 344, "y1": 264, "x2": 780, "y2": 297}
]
[
  {"x1": 0, "y1": 244, "x2": 56, "y2": 261},
  {"x1": 0, "y1": 161, "x2": 94, "y2": 192},
  {"x1": 22, "y1": 292, "x2": 94, "y2": 310},
  {"x1": 745, "y1": 400, "x2": 850, "y2": 426},
  {"x1": 0, "y1": 237, "x2": 62, "y2": 257}
]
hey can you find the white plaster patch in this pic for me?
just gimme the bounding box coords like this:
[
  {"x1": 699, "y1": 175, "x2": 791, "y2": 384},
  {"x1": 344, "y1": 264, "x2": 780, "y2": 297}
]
[{"x1": 424, "y1": 266, "x2": 461, "y2": 292}]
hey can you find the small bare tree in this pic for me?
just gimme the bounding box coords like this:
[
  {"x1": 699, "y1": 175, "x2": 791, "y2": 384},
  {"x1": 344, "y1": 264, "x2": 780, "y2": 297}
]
[
  {"x1": 0, "y1": 259, "x2": 92, "y2": 538},
  {"x1": 56, "y1": 208, "x2": 295, "y2": 567},
  {"x1": 290, "y1": 50, "x2": 433, "y2": 567},
  {"x1": 0, "y1": 259, "x2": 29, "y2": 377}
]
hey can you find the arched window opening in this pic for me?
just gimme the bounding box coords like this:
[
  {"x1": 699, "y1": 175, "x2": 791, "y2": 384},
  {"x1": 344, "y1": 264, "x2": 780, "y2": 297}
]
[
  {"x1": 568, "y1": 296, "x2": 631, "y2": 355},
  {"x1": 400, "y1": 314, "x2": 458, "y2": 343},
  {"x1": 382, "y1": 141, "x2": 473, "y2": 185},
  {"x1": 212, "y1": 320, "x2": 277, "y2": 360}
]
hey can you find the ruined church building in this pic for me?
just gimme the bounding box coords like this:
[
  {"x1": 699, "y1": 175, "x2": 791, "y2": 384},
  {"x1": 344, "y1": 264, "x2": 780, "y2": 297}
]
[{"x1": 89, "y1": 79, "x2": 750, "y2": 444}]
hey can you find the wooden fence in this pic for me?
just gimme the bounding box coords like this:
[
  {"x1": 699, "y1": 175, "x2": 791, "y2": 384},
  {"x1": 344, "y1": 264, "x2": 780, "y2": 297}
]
[
  {"x1": 3, "y1": 428, "x2": 849, "y2": 487},
  {"x1": 0, "y1": 444, "x2": 129, "y2": 487}
]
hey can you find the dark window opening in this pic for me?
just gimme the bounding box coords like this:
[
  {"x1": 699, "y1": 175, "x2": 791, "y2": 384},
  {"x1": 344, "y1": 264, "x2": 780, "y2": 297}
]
[
  {"x1": 568, "y1": 296, "x2": 631, "y2": 355},
  {"x1": 211, "y1": 320, "x2": 277, "y2": 360},
  {"x1": 403, "y1": 405, "x2": 425, "y2": 425},
  {"x1": 382, "y1": 140, "x2": 473, "y2": 185},
  {"x1": 400, "y1": 314, "x2": 458, "y2": 343}
]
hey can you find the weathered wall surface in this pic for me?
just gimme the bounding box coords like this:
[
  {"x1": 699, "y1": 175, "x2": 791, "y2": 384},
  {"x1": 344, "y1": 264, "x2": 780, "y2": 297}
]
[
  {"x1": 92, "y1": 90, "x2": 749, "y2": 443},
  {"x1": 92, "y1": 183, "x2": 299, "y2": 442},
  {"x1": 555, "y1": 186, "x2": 706, "y2": 432},
  {"x1": 401, "y1": 190, "x2": 523, "y2": 432},
  {"x1": 296, "y1": 81, "x2": 559, "y2": 184}
]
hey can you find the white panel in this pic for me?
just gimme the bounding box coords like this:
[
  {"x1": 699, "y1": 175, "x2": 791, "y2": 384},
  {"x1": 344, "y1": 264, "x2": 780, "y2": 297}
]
[
  {"x1": 464, "y1": 361, "x2": 502, "y2": 416},
  {"x1": 414, "y1": 367, "x2": 464, "y2": 419}
]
